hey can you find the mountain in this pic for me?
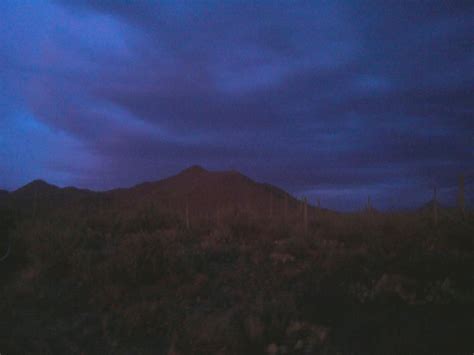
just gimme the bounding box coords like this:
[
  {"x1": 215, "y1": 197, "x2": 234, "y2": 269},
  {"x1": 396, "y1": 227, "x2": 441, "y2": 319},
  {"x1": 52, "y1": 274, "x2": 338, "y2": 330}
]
[
  {"x1": 7, "y1": 180, "x2": 95, "y2": 213},
  {"x1": 11, "y1": 179, "x2": 60, "y2": 199},
  {"x1": 3, "y1": 167, "x2": 319, "y2": 221},
  {"x1": 109, "y1": 165, "x2": 311, "y2": 219}
]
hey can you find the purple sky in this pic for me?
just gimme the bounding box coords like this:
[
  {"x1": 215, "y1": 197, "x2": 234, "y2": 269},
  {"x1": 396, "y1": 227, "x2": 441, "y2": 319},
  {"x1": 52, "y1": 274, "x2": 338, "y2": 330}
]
[{"x1": 1, "y1": 1, "x2": 473, "y2": 210}]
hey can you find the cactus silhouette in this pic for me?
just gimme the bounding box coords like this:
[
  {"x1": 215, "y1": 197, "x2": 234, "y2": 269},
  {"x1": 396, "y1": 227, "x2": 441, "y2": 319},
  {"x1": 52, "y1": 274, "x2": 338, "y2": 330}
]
[{"x1": 458, "y1": 174, "x2": 465, "y2": 217}]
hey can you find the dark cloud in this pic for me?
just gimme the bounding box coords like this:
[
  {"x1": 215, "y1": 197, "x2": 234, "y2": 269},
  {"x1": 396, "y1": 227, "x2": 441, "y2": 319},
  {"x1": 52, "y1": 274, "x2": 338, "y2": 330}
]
[{"x1": 0, "y1": 0, "x2": 472, "y2": 210}]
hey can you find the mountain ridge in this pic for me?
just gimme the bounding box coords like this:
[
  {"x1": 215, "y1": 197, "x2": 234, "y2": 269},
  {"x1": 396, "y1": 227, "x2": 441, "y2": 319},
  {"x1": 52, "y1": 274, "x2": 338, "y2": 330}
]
[
  {"x1": 105, "y1": 165, "x2": 306, "y2": 219},
  {"x1": 6, "y1": 167, "x2": 456, "y2": 214},
  {"x1": 12, "y1": 179, "x2": 59, "y2": 197}
]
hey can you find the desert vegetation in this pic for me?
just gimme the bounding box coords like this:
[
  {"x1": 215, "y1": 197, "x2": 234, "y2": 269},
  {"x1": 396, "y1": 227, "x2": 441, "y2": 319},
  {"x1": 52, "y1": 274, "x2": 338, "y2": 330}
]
[{"x1": 0, "y1": 169, "x2": 473, "y2": 354}]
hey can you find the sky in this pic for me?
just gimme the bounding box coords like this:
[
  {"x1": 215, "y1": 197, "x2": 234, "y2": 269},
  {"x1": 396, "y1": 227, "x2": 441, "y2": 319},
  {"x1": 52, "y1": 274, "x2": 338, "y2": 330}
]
[{"x1": 0, "y1": 0, "x2": 473, "y2": 211}]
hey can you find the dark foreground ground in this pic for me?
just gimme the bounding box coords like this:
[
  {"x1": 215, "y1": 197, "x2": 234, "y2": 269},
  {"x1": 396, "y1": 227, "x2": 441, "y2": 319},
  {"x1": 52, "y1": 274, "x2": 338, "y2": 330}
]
[{"x1": 1, "y1": 206, "x2": 473, "y2": 354}]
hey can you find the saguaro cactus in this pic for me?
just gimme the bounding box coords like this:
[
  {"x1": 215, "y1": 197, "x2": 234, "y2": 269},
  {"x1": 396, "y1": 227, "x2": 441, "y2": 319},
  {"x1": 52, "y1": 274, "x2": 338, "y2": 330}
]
[
  {"x1": 433, "y1": 186, "x2": 438, "y2": 227},
  {"x1": 269, "y1": 193, "x2": 273, "y2": 219},
  {"x1": 303, "y1": 197, "x2": 308, "y2": 232},
  {"x1": 458, "y1": 174, "x2": 465, "y2": 217},
  {"x1": 33, "y1": 189, "x2": 38, "y2": 218}
]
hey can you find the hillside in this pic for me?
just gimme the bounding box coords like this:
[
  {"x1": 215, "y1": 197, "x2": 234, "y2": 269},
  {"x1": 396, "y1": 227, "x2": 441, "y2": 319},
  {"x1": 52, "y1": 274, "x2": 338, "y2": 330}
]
[
  {"x1": 2, "y1": 167, "x2": 319, "y2": 224},
  {"x1": 4, "y1": 168, "x2": 465, "y2": 220},
  {"x1": 11, "y1": 179, "x2": 59, "y2": 198},
  {"x1": 110, "y1": 165, "x2": 309, "y2": 220},
  {"x1": 5, "y1": 166, "x2": 318, "y2": 221},
  {"x1": 6, "y1": 180, "x2": 95, "y2": 213}
]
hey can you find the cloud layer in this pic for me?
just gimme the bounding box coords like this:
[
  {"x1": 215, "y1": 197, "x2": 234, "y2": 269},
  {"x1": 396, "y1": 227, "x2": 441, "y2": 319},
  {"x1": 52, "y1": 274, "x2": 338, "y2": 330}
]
[{"x1": 1, "y1": 0, "x2": 473, "y2": 210}]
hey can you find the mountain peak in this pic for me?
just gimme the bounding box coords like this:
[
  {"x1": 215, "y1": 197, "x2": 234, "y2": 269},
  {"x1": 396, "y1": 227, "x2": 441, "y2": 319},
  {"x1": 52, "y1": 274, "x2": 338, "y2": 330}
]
[
  {"x1": 27, "y1": 179, "x2": 56, "y2": 188},
  {"x1": 180, "y1": 165, "x2": 208, "y2": 175},
  {"x1": 14, "y1": 179, "x2": 59, "y2": 195},
  {"x1": 29, "y1": 179, "x2": 50, "y2": 185}
]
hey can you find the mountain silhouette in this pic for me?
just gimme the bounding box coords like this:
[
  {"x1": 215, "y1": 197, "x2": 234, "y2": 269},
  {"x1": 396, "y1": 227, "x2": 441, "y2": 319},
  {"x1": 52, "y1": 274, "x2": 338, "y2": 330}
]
[
  {"x1": 12, "y1": 179, "x2": 59, "y2": 198},
  {"x1": 5, "y1": 180, "x2": 93, "y2": 212},
  {"x1": 4, "y1": 166, "x2": 316, "y2": 219},
  {"x1": 110, "y1": 165, "x2": 308, "y2": 219}
]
